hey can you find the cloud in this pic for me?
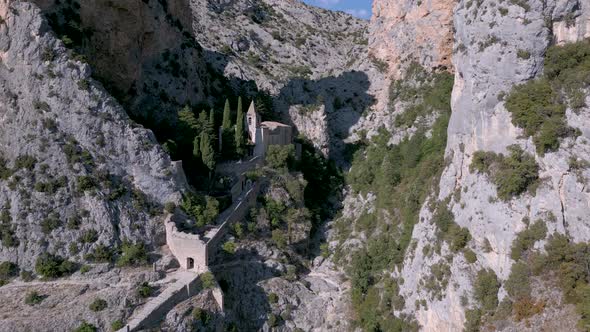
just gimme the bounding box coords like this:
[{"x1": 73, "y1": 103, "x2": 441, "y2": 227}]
[
  {"x1": 316, "y1": 0, "x2": 341, "y2": 7},
  {"x1": 344, "y1": 8, "x2": 370, "y2": 19}
]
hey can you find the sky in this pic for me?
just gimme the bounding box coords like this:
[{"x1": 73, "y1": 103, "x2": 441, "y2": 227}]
[{"x1": 302, "y1": 0, "x2": 373, "y2": 20}]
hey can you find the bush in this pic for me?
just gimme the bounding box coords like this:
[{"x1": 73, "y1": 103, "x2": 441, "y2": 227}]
[
  {"x1": 79, "y1": 229, "x2": 98, "y2": 243},
  {"x1": 110, "y1": 320, "x2": 124, "y2": 331},
  {"x1": 76, "y1": 176, "x2": 96, "y2": 192},
  {"x1": 463, "y1": 248, "x2": 477, "y2": 263},
  {"x1": 117, "y1": 241, "x2": 148, "y2": 267},
  {"x1": 35, "y1": 254, "x2": 75, "y2": 278},
  {"x1": 505, "y1": 261, "x2": 531, "y2": 300},
  {"x1": 89, "y1": 298, "x2": 108, "y2": 312},
  {"x1": 266, "y1": 144, "x2": 295, "y2": 170},
  {"x1": 25, "y1": 291, "x2": 44, "y2": 305},
  {"x1": 20, "y1": 270, "x2": 34, "y2": 282},
  {"x1": 73, "y1": 321, "x2": 97, "y2": 332},
  {"x1": 271, "y1": 229, "x2": 287, "y2": 249},
  {"x1": 463, "y1": 308, "x2": 482, "y2": 332},
  {"x1": 267, "y1": 313, "x2": 278, "y2": 327},
  {"x1": 473, "y1": 269, "x2": 500, "y2": 311},
  {"x1": 268, "y1": 292, "x2": 279, "y2": 304},
  {"x1": 40, "y1": 214, "x2": 61, "y2": 234},
  {"x1": 504, "y1": 40, "x2": 590, "y2": 154},
  {"x1": 470, "y1": 145, "x2": 539, "y2": 200},
  {"x1": 137, "y1": 282, "x2": 154, "y2": 298},
  {"x1": 513, "y1": 297, "x2": 545, "y2": 321},
  {"x1": 222, "y1": 241, "x2": 236, "y2": 254},
  {"x1": 0, "y1": 261, "x2": 18, "y2": 278},
  {"x1": 510, "y1": 220, "x2": 547, "y2": 260},
  {"x1": 201, "y1": 271, "x2": 216, "y2": 289}
]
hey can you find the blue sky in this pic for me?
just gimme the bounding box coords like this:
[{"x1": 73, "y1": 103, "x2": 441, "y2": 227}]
[{"x1": 302, "y1": 0, "x2": 372, "y2": 19}]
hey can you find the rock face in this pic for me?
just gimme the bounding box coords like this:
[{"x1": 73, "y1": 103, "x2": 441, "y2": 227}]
[
  {"x1": 365, "y1": 0, "x2": 590, "y2": 330},
  {"x1": 369, "y1": 0, "x2": 457, "y2": 78},
  {"x1": 0, "y1": 1, "x2": 188, "y2": 270}
]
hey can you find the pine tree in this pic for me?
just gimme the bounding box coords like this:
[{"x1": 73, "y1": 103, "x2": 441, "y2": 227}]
[
  {"x1": 235, "y1": 97, "x2": 245, "y2": 156},
  {"x1": 178, "y1": 105, "x2": 198, "y2": 130},
  {"x1": 222, "y1": 99, "x2": 232, "y2": 130},
  {"x1": 200, "y1": 132, "x2": 215, "y2": 172}
]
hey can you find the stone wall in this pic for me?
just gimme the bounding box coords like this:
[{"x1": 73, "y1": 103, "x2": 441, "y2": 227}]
[
  {"x1": 164, "y1": 214, "x2": 208, "y2": 270},
  {"x1": 206, "y1": 181, "x2": 262, "y2": 265}
]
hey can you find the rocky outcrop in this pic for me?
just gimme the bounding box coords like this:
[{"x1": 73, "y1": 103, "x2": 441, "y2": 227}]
[
  {"x1": 0, "y1": 1, "x2": 188, "y2": 270},
  {"x1": 369, "y1": 0, "x2": 457, "y2": 78}
]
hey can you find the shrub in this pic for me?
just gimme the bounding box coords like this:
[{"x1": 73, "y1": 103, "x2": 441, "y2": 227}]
[
  {"x1": 137, "y1": 282, "x2": 154, "y2": 298},
  {"x1": 266, "y1": 144, "x2": 295, "y2": 170},
  {"x1": 271, "y1": 229, "x2": 287, "y2": 249},
  {"x1": 505, "y1": 261, "x2": 531, "y2": 300},
  {"x1": 267, "y1": 313, "x2": 278, "y2": 327},
  {"x1": 76, "y1": 176, "x2": 96, "y2": 192},
  {"x1": 35, "y1": 254, "x2": 75, "y2": 278},
  {"x1": 470, "y1": 145, "x2": 539, "y2": 200},
  {"x1": 473, "y1": 269, "x2": 500, "y2": 311},
  {"x1": 20, "y1": 270, "x2": 34, "y2": 282},
  {"x1": 517, "y1": 49, "x2": 531, "y2": 59},
  {"x1": 117, "y1": 241, "x2": 148, "y2": 267},
  {"x1": 164, "y1": 202, "x2": 176, "y2": 213},
  {"x1": 0, "y1": 261, "x2": 18, "y2": 278},
  {"x1": 513, "y1": 297, "x2": 545, "y2": 321},
  {"x1": 463, "y1": 248, "x2": 477, "y2": 263},
  {"x1": 79, "y1": 229, "x2": 98, "y2": 243},
  {"x1": 222, "y1": 241, "x2": 236, "y2": 254},
  {"x1": 268, "y1": 292, "x2": 279, "y2": 304},
  {"x1": 40, "y1": 214, "x2": 61, "y2": 234},
  {"x1": 110, "y1": 320, "x2": 124, "y2": 331},
  {"x1": 510, "y1": 220, "x2": 547, "y2": 260},
  {"x1": 73, "y1": 321, "x2": 97, "y2": 332},
  {"x1": 89, "y1": 298, "x2": 108, "y2": 312},
  {"x1": 25, "y1": 291, "x2": 44, "y2": 305},
  {"x1": 463, "y1": 308, "x2": 482, "y2": 332},
  {"x1": 87, "y1": 244, "x2": 113, "y2": 263},
  {"x1": 14, "y1": 155, "x2": 37, "y2": 170},
  {"x1": 201, "y1": 272, "x2": 216, "y2": 289}
]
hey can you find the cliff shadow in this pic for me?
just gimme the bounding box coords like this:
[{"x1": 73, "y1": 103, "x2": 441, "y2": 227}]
[{"x1": 209, "y1": 247, "x2": 281, "y2": 330}]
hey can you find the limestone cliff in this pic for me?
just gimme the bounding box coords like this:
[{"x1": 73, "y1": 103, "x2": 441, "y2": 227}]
[
  {"x1": 0, "y1": 0, "x2": 188, "y2": 274},
  {"x1": 369, "y1": 0, "x2": 456, "y2": 78}
]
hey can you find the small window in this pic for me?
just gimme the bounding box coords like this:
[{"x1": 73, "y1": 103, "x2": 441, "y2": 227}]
[{"x1": 248, "y1": 117, "x2": 252, "y2": 125}]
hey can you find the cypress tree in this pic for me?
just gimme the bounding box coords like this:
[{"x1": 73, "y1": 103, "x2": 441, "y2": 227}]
[
  {"x1": 209, "y1": 108, "x2": 215, "y2": 128},
  {"x1": 200, "y1": 132, "x2": 215, "y2": 172},
  {"x1": 192, "y1": 135, "x2": 200, "y2": 160},
  {"x1": 222, "y1": 99, "x2": 232, "y2": 130},
  {"x1": 235, "y1": 97, "x2": 245, "y2": 156}
]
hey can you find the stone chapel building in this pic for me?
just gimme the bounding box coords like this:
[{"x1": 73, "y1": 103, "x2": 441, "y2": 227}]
[{"x1": 246, "y1": 101, "x2": 293, "y2": 157}]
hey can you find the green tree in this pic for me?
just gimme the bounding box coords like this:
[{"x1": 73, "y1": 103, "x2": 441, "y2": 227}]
[
  {"x1": 200, "y1": 132, "x2": 215, "y2": 172},
  {"x1": 222, "y1": 99, "x2": 232, "y2": 130},
  {"x1": 235, "y1": 97, "x2": 245, "y2": 156},
  {"x1": 209, "y1": 108, "x2": 215, "y2": 128},
  {"x1": 192, "y1": 135, "x2": 200, "y2": 160},
  {"x1": 178, "y1": 105, "x2": 198, "y2": 130}
]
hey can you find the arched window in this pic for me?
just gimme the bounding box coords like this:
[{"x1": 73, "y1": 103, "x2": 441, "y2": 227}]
[{"x1": 248, "y1": 116, "x2": 252, "y2": 125}]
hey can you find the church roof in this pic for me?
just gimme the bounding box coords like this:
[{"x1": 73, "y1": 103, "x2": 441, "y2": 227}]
[{"x1": 261, "y1": 121, "x2": 291, "y2": 129}]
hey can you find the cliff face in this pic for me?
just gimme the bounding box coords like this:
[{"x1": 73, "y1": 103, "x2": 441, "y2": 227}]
[
  {"x1": 369, "y1": 0, "x2": 456, "y2": 78},
  {"x1": 357, "y1": 0, "x2": 590, "y2": 331},
  {"x1": 0, "y1": 0, "x2": 188, "y2": 271}
]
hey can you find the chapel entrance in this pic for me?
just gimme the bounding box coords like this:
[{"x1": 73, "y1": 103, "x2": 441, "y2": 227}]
[{"x1": 187, "y1": 257, "x2": 194, "y2": 269}]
